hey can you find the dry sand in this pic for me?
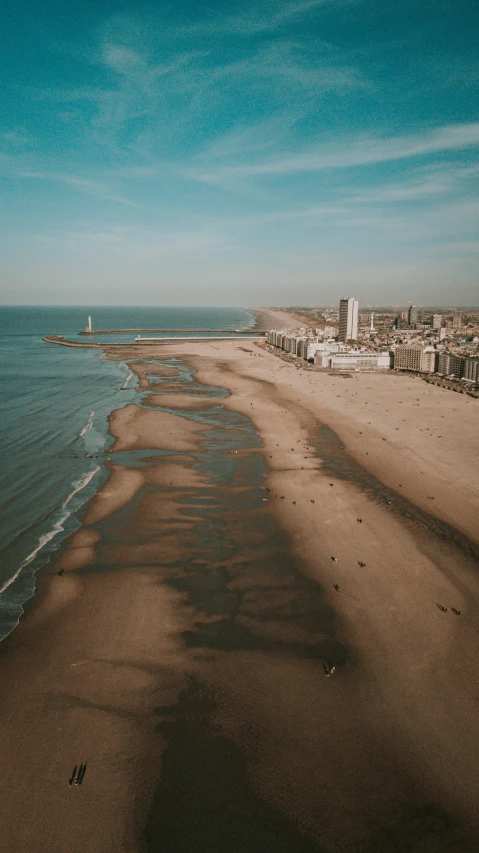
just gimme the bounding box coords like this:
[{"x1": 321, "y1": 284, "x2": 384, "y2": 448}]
[
  {"x1": 186, "y1": 340, "x2": 478, "y2": 542},
  {"x1": 0, "y1": 336, "x2": 478, "y2": 853}
]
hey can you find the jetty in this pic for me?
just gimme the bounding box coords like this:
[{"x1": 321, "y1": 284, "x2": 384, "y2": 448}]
[
  {"x1": 43, "y1": 334, "x2": 264, "y2": 349},
  {"x1": 79, "y1": 327, "x2": 265, "y2": 336},
  {"x1": 134, "y1": 334, "x2": 263, "y2": 342}
]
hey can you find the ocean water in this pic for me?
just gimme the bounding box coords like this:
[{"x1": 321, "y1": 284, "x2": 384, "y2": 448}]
[
  {"x1": 0, "y1": 306, "x2": 253, "y2": 642},
  {"x1": 53, "y1": 305, "x2": 256, "y2": 344}
]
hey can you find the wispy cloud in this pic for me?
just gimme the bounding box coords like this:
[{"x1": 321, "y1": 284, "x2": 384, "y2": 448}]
[
  {"x1": 187, "y1": 122, "x2": 479, "y2": 186},
  {"x1": 176, "y1": 0, "x2": 347, "y2": 36},
  {"x1": 208, "y1": 41, "x2": 368, "y2": 93},
  {"x1": 38, "y1": 42, "x2": 363, "y2": 130},
  {"x1": 0, "y1": 128, "x2": 31, "y2": 150},
  {"x1": 2, "y1": 1, "x2": 478, "y2": 303},
  {"x1": 17, "y1": 170, "x2": 142, "y2": 207},
  {"x1": 27, "y1": 12, "x2": 366, "y2": 161},
  {"x1": 33, "y1": 224, "x2": 235, "y2": 258},
  {"x1": 203, "y1": 174, "x2": 479, "y2": 247},
  {"x1": 345, "y1": 162, "x2": 479, "y2": 203}
]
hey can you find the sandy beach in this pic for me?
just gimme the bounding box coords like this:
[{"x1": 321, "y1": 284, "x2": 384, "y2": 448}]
[{"x1": 0, "y1": 334, "x2": 478, "y2": 853}]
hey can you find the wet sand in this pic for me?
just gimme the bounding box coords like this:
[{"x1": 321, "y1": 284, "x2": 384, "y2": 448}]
[{"x1": 0, "y1": 340, "x2": 478, "y2": 852}]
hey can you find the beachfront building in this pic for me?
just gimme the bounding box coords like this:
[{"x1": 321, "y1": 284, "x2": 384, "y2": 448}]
[
  {"x1": 426, "y1": 351, "x2": 479, "y2": 382},
  {"x1": 266, "y1": 330, "x2": 353, "y2": 363},
  {"x1": 437, "y1": 352, "x2": 452, "y2": 376},
  {"x1": 394, "y1": 345, "x2": 422, "y2": 371},
  {"x1": 266, "y1": 329, "x2": 319, "y2": 358},
  {"x1": 324, "y1": 352, "x2": 391, "y2": 370},
  {"x1": 437, "y1": 353, "x2": 466, "y2": 378},
  {"x1": 449, "y1": 355, "x2": 466, "y2": 379},
  {"x1": 266, "y1": 328, "x2": 394, "y2": 370},
  {"x1": 266, "y1": 330, "x2": 309, "y2": 354},
  {"x1": 393, "y1": 345, "x2": 437, "y2": 373},
  {"x1": 420, "y1": 350, "x2": 438, "y2": 373},
  {"x1": 464, "y1": 358, "x2": 479, "y2": 384},
  {"x1": 304, "y1": 341, "x2": 324, "y2": 360},
  {"x1": 299, "y1": 338, "x2": 312, "y2": 356},
  {"x1": 313, "y1": 349, "x2": 391, "y2": 370},
  {"x1": 338, "y1": 298, "x2": 359, "y2": 342}
]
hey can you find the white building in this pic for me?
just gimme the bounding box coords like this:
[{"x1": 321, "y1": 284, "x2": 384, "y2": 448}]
[
  {"x1": 420, "y1": 349, "x2": 437, "y2": 373},
  {"x1": 338, "y1": 298, "x2": 359, "y2": 342},
  {"x1": 323, "y1": 325, "x2": 338, "y2": 338},
  {"x1": 314, "y1": 349, "x2": 391, "y2": 370}
]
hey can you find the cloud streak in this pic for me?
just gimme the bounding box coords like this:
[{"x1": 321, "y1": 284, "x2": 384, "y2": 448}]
[
  {"x1": 187, "y1": 122, "x2": 479, "y2": 185},
  {"x1": 33, "y1": 224, "x2": 235, "y2": 259},
  {"x1": 176, "y1": 0, "x2": 346, "y2": 36},
  {"x1": 17, "y1": 170, "x2": 142, "y2": 207}
]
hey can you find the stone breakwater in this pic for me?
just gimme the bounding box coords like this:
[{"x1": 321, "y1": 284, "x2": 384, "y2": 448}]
[{"x1": 79, "y1": 328, "x2": 266, "y2": 336}]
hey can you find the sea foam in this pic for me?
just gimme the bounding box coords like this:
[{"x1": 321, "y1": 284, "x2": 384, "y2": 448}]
[
  {"x1": 121, "y1": 372, "x2": 134, "y2": 389},
  {"x1": 79, "y1": 410, "x2": 94, "y2": 438},
  {"x1": 0, "y1": 466, "x2": 100, "y2": 596}
]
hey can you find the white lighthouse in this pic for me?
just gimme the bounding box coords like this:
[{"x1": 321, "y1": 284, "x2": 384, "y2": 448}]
[{"x1": 86, "y1": 315, "x2": 92, "y2": 333}]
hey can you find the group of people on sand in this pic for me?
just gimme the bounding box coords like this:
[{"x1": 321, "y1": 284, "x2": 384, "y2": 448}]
[{"x1": 69, "y1": 763, "x2": 87, "y2": 786}]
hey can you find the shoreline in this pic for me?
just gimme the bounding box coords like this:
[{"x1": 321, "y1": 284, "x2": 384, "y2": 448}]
[{"x1": 0, "y1": 332, "x2": 478, "y2": 851}]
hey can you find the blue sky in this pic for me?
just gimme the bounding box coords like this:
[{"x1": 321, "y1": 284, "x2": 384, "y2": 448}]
[{"x1": 1, "y1": 0, "x2": 478, "y2": 305}]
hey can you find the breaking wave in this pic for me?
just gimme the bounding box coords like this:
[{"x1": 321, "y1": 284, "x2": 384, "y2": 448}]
[
  {"x1": 121, "y1": 372, "x2": 134, "y2": 389},
  {"x1": 79, "y1": 411, "x2": 94, "y2": 438},
  {"x1": 0, "y1": 466, "x2": 100, "y2": 597}
]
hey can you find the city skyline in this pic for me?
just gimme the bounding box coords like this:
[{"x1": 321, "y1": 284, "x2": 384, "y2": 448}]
[{"x1": 1, "y1": 0, "x2": 478, "y2": 305}]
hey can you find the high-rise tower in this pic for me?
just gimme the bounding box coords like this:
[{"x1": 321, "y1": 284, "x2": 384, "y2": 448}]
[
  {"x1": 338, "y1": 297, "x2": 359, "y2": 342},
  {"x1": 408, "y1": 304, "x2": 418, "y2": 325}
]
